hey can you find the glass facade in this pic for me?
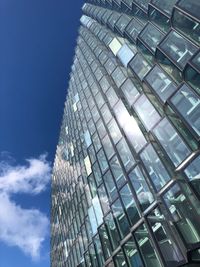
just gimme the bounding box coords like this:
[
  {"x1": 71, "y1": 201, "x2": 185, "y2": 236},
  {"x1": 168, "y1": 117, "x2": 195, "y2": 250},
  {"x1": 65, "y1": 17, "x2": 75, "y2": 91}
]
[{"x1": 51, "y1": 1, "x2": 200, "y2": 267}]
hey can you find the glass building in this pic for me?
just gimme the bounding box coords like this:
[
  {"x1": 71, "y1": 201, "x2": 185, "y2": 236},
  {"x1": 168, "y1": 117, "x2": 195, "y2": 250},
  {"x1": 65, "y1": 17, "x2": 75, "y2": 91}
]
[{"x1": 51, "y1": 1, "x2": 200, "y2": 267}]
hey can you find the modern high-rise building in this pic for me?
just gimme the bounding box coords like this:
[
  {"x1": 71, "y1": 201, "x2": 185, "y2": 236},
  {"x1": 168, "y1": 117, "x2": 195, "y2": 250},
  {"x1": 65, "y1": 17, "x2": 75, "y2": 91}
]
[{"x1": 51, "y1": 1, "x2": 200, "y2": 267}]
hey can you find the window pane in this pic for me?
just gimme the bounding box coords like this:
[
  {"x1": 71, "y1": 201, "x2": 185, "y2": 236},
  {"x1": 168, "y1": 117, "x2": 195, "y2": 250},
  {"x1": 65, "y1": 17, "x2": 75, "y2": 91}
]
[
  {"x1": 140, "y1": 144, "x2": 171, "y2": 191},
  {"x1": 97, "y1": 149, "x2": 109, "y2": 174},
  {"x1": 125, "y1": 18, "x2": 143, "y2": 44},
  {"x1": 147, "y1": 208, "x2": 185, "y2": 266},
  {"x1": 134, "y1": 224, "x2": 162, "y2": 267},
  {"x1": 129, "y1": 166, "x2": 154, "y2": 211},
  {"x1": 170, "y1": 84, "x2": 200, "y2": 137},
  {"x1": 163, "y1": 183, "x2": 200, "y2": 245},
  {"x1": 138, "y1": 23, "x2": 164, "y2": 53},
  {"x1": 148, "y1": 5, "x2": 170, "y2": 32},
  {"x1": 121, "y1": 78, "x2": 140, "y2": 106},
  {"x1": 116, "y1": 138, "x2": 135, "y2": 172},
  {"x1": 134, "y1": 94, "x2": 161, "y2": 131},
  {"x1": 114, "y1": 250, "x2": 128, "y2": 267},
  {"x1": 129, "y1": 54, "x2": 151, "y2": 81},
  {"x1": 151, "y1": 0, "x2": 177, "y2": 15},
  {"x1": 102, "y1": 135, "x2": 114, "y2": 160},
  {"x1": 184, "y1": 52, "x2": 200, "y2": 94},
  {"x1": 123, "y1": 237, "x2": 144, "y2": 267},
  {"x1": 108, "y1": 119, "x2": 122, "y2": 144},
  {"x1": 98, "y1": 183, "x2": 110, "y2": 214},
  {"x1": 110, "y1": 155, "x2": 126, "y2": 188},
  {"x1": 158, "y1": 31, "x2": 198, "y2": 69},
  {"x1": 103, "y1": 170, "x2": 118, "y2": 202},
  {"x1": 112, "y1": 198, "x2": 130, "y2": 238},
  {"x1": 184, "y1": 155, "x2": 200, "y2": 198},
  {"x1": 104, "y1": 213, "x2": 120, "y2": 250},
  {"x1": 99, "y1": 225, "x2": 112, "y2": 260},
  {"x1": 144, "y1": 65, "x2": 177, "y2": 103},
  {"x1": 153, "y1": 118, "x2": 191, "y2": 167},
  {"x1": 120, "y1": 184, "x2": 140, "y2": 225},
  {"x1": 172, "y1": 9, "x2": 200, "y2": 46}
]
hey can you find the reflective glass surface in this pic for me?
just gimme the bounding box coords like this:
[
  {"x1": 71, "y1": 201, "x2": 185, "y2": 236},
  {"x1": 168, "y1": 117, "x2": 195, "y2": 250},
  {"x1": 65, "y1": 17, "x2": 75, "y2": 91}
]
[
  {"x1": 129, "y1": 166, "x2": 154, "y2": 211},
  {"x1": 163, "y1": 183, "x2": 200, "y2": 245},
  {"x1": 144, "y1": 65, "x2": 177, "y2": 103},
  {"x1": 140, "y1": 144, "x2": 171, "y2": 191},
  {"x1": 153, "y1": 118, "x2": 191, "y2": 167},
  {"x1": 170, "y1": 84, "x2": 200, "y2": 137},
  {"x1": 134, "y1": 94, "x2": 161, "y2": 131},
  {"x1": 123, "y1": 237, "x2": 144, "y2": 267},
  {"x1": 134, "y1": 224, "x2": 162, "y2": 267},
  {"x1": 158, "y1": 31, "x2": 198, "y2": 70},
  {"x1": 138, "y1": 23, "x2": 164, "y2": 53},
  {"x1": 120, "y1": 184, "x2": 140, "y2": 225}
]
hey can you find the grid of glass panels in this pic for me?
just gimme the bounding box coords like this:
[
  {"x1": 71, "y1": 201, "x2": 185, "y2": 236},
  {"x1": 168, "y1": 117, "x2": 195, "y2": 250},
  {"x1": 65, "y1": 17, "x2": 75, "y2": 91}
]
[{"x1": 51, "y1": 1, "x2": 200, "y2": 267}]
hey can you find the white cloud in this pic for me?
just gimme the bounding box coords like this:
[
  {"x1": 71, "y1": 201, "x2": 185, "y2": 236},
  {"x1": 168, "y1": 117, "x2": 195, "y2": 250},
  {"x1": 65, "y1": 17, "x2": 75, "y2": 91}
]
[
  {"x1": 0, "y1": 154, "x2": 51, "y2": 260},
  {"x1": 0, "y1": 154, "x2": 51, "y2": 195}
]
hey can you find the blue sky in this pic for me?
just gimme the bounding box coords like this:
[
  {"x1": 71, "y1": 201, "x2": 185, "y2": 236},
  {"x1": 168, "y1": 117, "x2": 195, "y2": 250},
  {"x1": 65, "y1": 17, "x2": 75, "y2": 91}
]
[{"x1": 0, "y1": 0, "x2": 83, "y2": 266}]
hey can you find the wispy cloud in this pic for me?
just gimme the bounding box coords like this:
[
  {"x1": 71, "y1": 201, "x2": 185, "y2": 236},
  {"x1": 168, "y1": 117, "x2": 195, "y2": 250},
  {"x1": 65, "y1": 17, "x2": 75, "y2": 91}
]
[{"x1": 0, "y1": 154, "x2": 51, "y2": 260}]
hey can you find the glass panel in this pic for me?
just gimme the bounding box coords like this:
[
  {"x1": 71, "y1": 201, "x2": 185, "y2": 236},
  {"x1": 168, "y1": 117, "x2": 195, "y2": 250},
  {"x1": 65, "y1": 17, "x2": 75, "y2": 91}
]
[
  {"x1": 125, "y1": 18, "x2": 143, "y2": 44},
  {"x1": 117, "y1": 44, "x2": 135, "y2": 67},
  {"x1": 140, "y1": 144, "x2": 171, "y2": 191},
  {"x1": 92, "y1": 195, "x2": 103, "y2": 226},
  {"x1": 112, "y1": 198, "x2": 130, "y2": 238},
  {"x1": 153, "y1": 118, "x2": 191, "y2": 167},
  {"x1": 92, "y1": 132, "x2": 101, "y2": 152},
  {"x1": 102, "y1": 135, "x2": 114, "y2": 160},
  {"x1": 99, "y1": 225, "x2": 112, "y2": 260},
  {"x1": 124, "y1": 116, "x2": 147, "y2": 153},
  {"x1": 103, "y1": 170, "x2": 118, "y2": 202},
  {"x1": 134, "y1": 94, "x2": 161, "y2": 131},
  {"x1": 121, "y1": 78, "x2": 140, "y2": 106},
  {"x1": 123, "y1": 237, "x2": 144, "y2": 267},
  {"x1": 184, "y1": 155, "x2": 200, "y2": 198},
  {"x1": 114, "y1": 250, "x2": 128, "y2": 267},
  {"x1": 106, "y1": 87, "x2": 119, "y2": 108},
  {"x1": 115, "y1": 14, "x2": 132, "y2": 35},
  {"x1": 158, "y1": 31, "x2": 198, "y2": 70},
  {"x1": 120, "y1": 184, "x2": 140, "y2": 225},
  {"x1": 94, "y1": 235, "x2": 105, "y2": 267},
  {"x1": 177, "y1": 0, "x2": 200, "y2": 20},
  {"x1": 116, "y1": 138, "x2": 135, "y2": 172},
  {"x1": 101, "y1": 104, "x2": 112, "y2": 125},
  {"x1": 148, "y1": 5, "x2": 170, "y2": 32},
  {"x1": 147, "y1": 208, "x2": 185, "y2": 266},
  {"x1": 134, "y1": 224, "x2": 162, "y2": 267},
  {"x1": 151, "y1": 0, "x2": 177, "y2": 15},
  {"x1": 172, "y1": 9, "x2": 200, "y2": 46},
  {"x1": 134, "y1": 0, "x2": 150, "y2": 10},
  {"x1": 138, "y1": 23, "x2": 164, "y2": 53},
  {"x1": 88, "y1": 174, "x2": 97, "y2": 198},
  {"x1": 184, "y1": 53, "x2": 200, "y2": 94},
  {"x1": 109, "y1": 37, "x2": 122, "y2": 56},
  {"x1": 144, "y1": 65, "x2": 177, "y2": 103},
  {"x1": 129, "y1": 166, "x2": 154, "y2": 211},
  {"x1": 93, "y1": 162, "x2": 103, "y2": 186},
  {"x1": 112, "y1": 67, "x2": 127, "y2": 88},
  {"x1": 89, "y1": 243, "x2": 99, "y2": 267},
  {"x1": 163, "y1": 183, "x2": 200, "y2": 245},
  {"x1": 104, "y1": 212, "x2": 120, "y2": 250},
  {"x1": 110, "y1": 155, "x2": 126, "y2": 188},
  {"x1": 170, "y1": 84, "x2": 200, "y2": 137},
  {"x1": 108, "y1": 118, "x2": 122, "y2": 144},
  {"x1": 98, "y1": 183, "x2": 110, "y2": 214},
  {"x1": 129, "y1": 54, "x2": 151, "y2": 81},
  {"x1": 96, "y1": 119, "x2": 107, "y2": 139},
  {"x1": 88, "y1": 206, "x2": 98, "y2": 235},
  {"x1": 97, "y1": 149, "x2": 109, "y2": 174}
]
